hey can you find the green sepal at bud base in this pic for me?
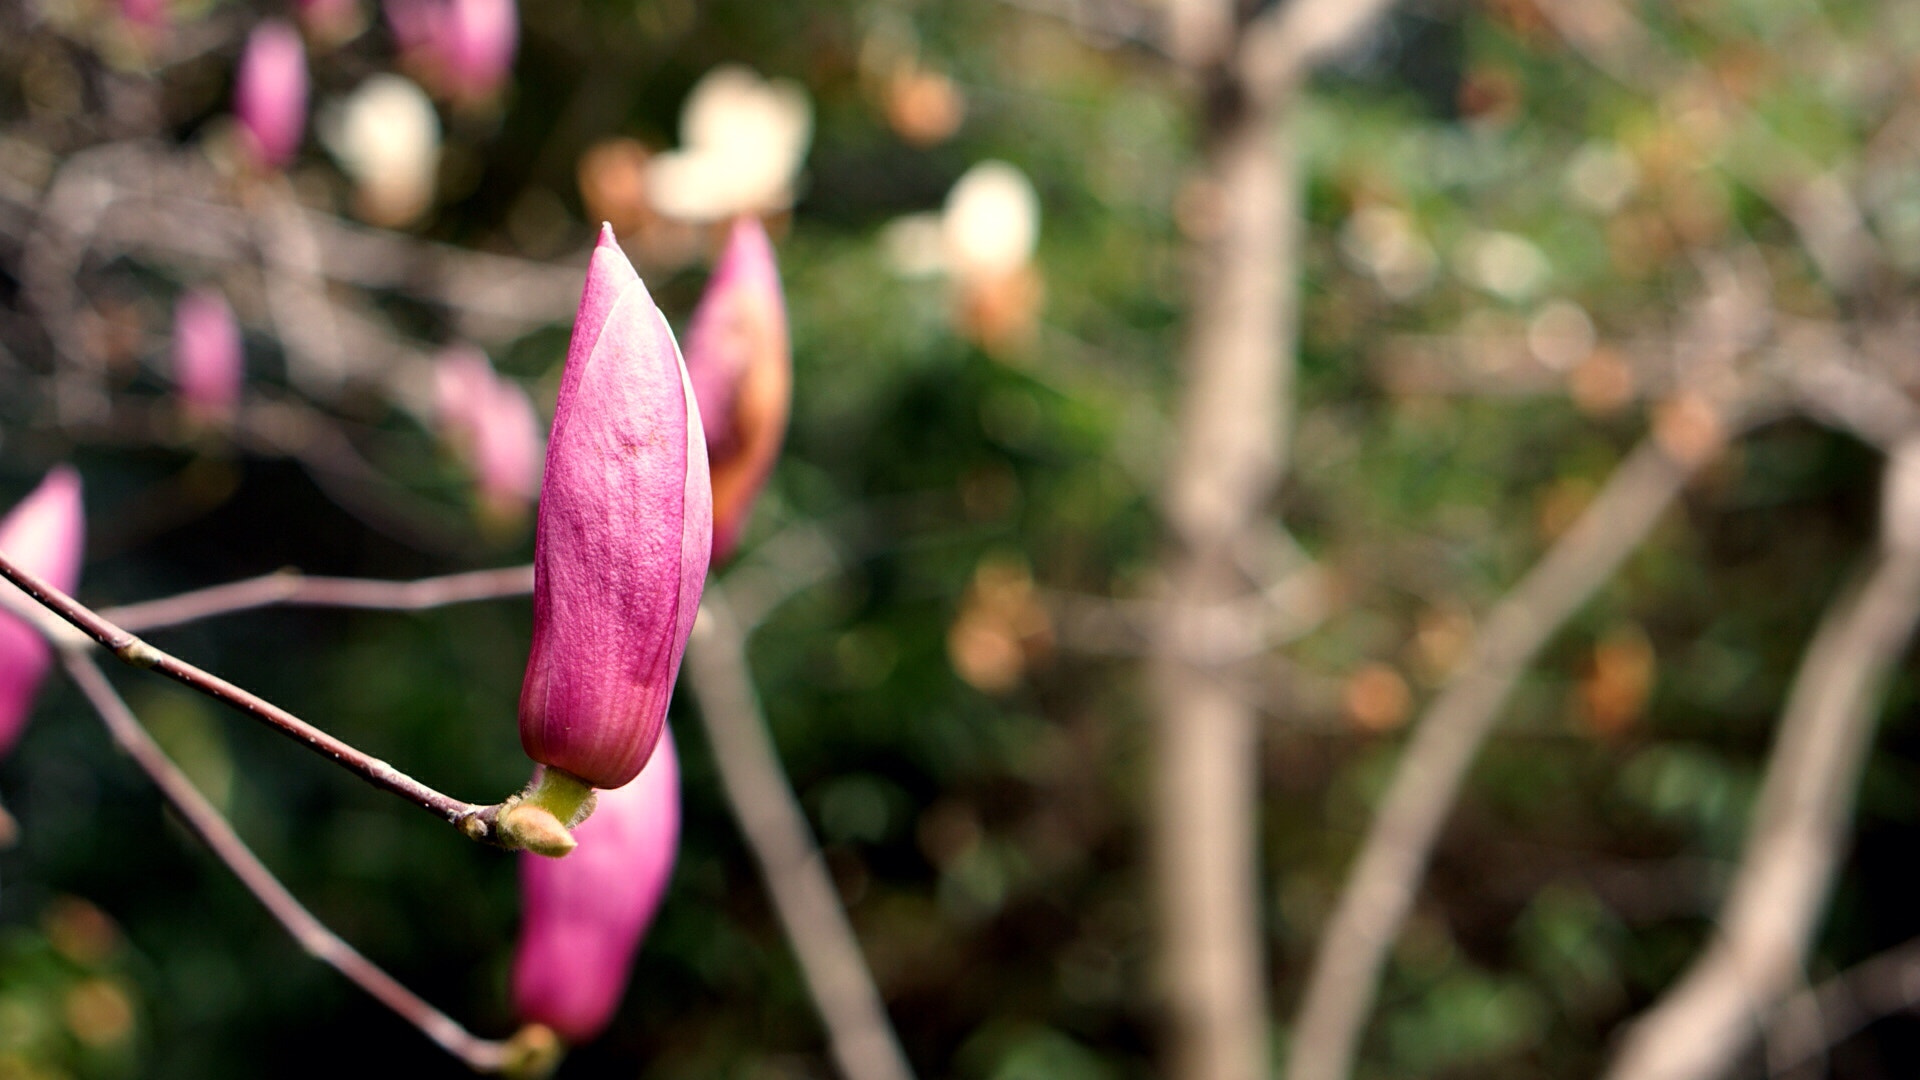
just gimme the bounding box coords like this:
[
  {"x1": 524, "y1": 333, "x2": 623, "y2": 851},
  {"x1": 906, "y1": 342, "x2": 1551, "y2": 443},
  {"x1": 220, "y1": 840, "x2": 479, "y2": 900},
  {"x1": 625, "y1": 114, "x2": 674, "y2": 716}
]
[{"x1": 495, "y1": 767, "x2": 597, "y2": 857}]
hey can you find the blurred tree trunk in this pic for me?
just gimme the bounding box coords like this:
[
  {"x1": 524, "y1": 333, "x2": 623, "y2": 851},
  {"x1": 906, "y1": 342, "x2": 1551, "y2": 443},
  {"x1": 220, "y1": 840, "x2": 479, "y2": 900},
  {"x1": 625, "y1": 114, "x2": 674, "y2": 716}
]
[{"x1": 1150, "y1": 82, "x2": 1295, "y2": 1080}]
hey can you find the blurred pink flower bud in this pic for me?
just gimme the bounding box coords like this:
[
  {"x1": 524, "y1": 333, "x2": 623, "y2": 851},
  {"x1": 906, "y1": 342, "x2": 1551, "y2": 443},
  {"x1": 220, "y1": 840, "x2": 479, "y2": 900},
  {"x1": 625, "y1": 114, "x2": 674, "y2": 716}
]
[
  {"x1": 235, "y1": 21, "x2": 309, "y2": 170},
  {"x1": 384, "y1": 0, "x2": 437, "y2": 56},
  {"x1": 0, "y1": 468, "x2": 85, "y2": 757},
  {"x1": 295, "y1": 0, "x2": 366, "y2": 47},
  {"x1": 434, "y1": 346, "x2": 542, "y2": 520},
  {"x1": 518, "y1": 224, "x2": 712, "y2": 791},
  {"x1": 439, "y1": 0, "x2": 517, "y2": 105},
  {"x1": 171, "y1": 288, "x2": 244, "y2": 424},
  {"x1": 512, "y1": 727, "x2": 679, "y2": 1043},
  {"x1": 120, "y1": 0, "x2": 167, "y2": 31},
  {"x1": 385, "y1": 0, "x2": 517, "y2": 107},
  {"x1": 433, "y1": 345, "x2": 493, "y2": 440},
  {"x1": 685, "y1": 216, "x2": 790, "y2": 564}
]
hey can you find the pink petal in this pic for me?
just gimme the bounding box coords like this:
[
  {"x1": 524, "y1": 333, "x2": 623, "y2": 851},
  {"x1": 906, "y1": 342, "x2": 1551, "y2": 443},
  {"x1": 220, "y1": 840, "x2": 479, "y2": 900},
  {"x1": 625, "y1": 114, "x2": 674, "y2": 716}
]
[
  {"x1": 0, "y1": 468, "x2": 85, "y2": 756},
  {"x1": 512, "y1": 729, "x2": 680, "y2": 1042}
]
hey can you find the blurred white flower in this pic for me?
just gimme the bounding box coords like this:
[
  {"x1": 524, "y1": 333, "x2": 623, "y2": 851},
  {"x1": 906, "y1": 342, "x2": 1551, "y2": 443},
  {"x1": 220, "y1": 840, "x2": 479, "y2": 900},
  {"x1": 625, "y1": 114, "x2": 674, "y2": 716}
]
[
  {"x1": 1526, "y1": 299, "x2": 1596, "y2": 372},
  {"x1": 881, "y1": 212, "x2": 948, "y2": 279},
  {"x1": 1565, "y1": 140, "x2": 1639, "y2": 214},
  {"x1": 322, "y1": 74, "x2": 440, "y2": 227},
  {"x1": 1338, "y1": 205, "x2": 1437, "y2": 300},
  {"x1": 647, "y1": 65, "x2": 812, "y2": 223},
  {"x1": 1457, "y1": 230, "x2": 1550, "y2": 302},
  {"x1": 942, "y1": 160, "x2": 1039, "y2": 282},
  {"x1": 877, "y1": 160, "x2": 1043, "y2": 352}
]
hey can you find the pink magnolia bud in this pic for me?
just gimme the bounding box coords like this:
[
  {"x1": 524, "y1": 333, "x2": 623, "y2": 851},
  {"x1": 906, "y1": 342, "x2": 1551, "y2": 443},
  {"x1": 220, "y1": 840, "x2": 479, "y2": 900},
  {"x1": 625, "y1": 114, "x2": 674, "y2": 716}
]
[
  {"x1": 518, "y1": 225, "x2": 712, "y2": 791},
  {"x1": 171, "y1": 288, "x2": 244, "y2": 423},
  {"x1": 511, "y1": 728, "x2": 679, "y2": 1043},
  {"x1": 433, "y1": 344, "x2": 494, "y2": 438},
  {"x1": 684, "y1": 217, "x2": 791, "y2": 564},
  {"x1": 384, "y1": 0, "x2": 438, "y2": 57},
  {"x1": 235, "y1": 21, "x2": 310, "y2": 170},
  {"x1": 434, "y1": 346, "x2": 541, "y2": 519},
  {"x1": 120, "y1": 0, "x2": 167, "y2": 31},
  {"x1": 0, "y1": 468, "x2": 85, "y2": 757},
  {"x1": 385, "y1": 0, "x2": 516, "y2": 106},
  {"x1": 439, "y1": 0, "x2": 517, "y2": 105}
]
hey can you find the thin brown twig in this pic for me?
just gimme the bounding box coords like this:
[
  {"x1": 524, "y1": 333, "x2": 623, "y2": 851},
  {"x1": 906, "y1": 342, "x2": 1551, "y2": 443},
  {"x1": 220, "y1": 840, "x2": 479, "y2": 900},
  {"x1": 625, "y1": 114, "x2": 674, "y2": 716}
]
[
  {"x1": 684, "y1": 590, "x2": 916, "y2": 1080},
  {"x1": 57, "y1": 650, "x2": 535, "y2": 1074},
  {"x1": 1284, "y1": 433, "x2": 1708, "y2": 1080},
  {"x1": 0, "y1": 549, "x2": 508, "y2": 842},
  {"x1": 104, "y1": 565, "x2": 534, "y2": 633}
]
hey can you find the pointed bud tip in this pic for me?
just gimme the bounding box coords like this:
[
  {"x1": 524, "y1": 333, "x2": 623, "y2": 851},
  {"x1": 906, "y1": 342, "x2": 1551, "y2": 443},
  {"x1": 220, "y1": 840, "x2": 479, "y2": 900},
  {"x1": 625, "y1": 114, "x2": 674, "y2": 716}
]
[
  {"x1": 42, "y1": 465, "x2": 81, "y2": 498},
  {"x1": 499, "y1": 804, "x2": 578, "y2": 857},
  {"x1": 596, "y1": 222, "x2": 619, "y2": 248}
]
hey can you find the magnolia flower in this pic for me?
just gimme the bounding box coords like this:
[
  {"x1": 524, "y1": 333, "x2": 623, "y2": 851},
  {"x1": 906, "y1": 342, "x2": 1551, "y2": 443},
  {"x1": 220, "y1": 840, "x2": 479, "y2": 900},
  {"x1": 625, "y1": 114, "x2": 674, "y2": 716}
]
[
  {"x1": 942, "y1": 160, "x2": 1043, "y2": 352},
  {"x1": 433, "y1": 345, "x2": 541, "y2": 521},
  {"x1": 512, "y1": 727, "x2": 679, "y2": 1042},
  {"x1": 0, "y1": 468, "x2": 85, "y2": 757},
  {"x1": 170, "y1": 289, "x2": 244, "y2": 424},
  {"x1": 942, "y1": 160, "x2": 1039, "y2": 282},
  {"x1": 684, "y1": 217, "x2": 790, "y2": 564},
  {"x1": 322, "y1": 74, "x2": 440, "y2": 226},
  {"x1": 516, "y1": 225, "x2": 711, "y2": 799},
  {"x1": 647, "y1": 65, "x2": 812, "y2": 224},
  {"x1": 235, "y1": 21, "x2": 309, "y2": 170}
]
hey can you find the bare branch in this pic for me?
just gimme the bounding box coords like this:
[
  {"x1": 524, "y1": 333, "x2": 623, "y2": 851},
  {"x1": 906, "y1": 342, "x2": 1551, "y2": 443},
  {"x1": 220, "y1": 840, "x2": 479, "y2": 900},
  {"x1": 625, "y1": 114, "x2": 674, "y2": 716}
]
[
  {"x1": 684, "y1": 591, "x2": 916, "y2": 1080},
  {"x1": 1165, "y1": 0, "x2": 1234, "y2": 70},
  {"x1": 1284, "y1": 434, "x2": 1706, "y2": 1080},
  {"x1": 1145, "y1": 1, "x2": 1405, "y2": 1069},
  {"x1": 252, "y1": 178, "x2": 351, "y2": 394},
  {"x1": 11, "y1": 142, "x2": 585, "y2": 333},
  {"x1": 0, "y1": 549, "x2": 512, "y2": 842},
  {"x1": 1785, "y1": 331, "x2": 1920, "y2": 451},
  {"x1": 1767, "y1": 933, "x2": 1920, "y2": 1076},
  {"x1": 58, "y1": 651, "x2": 549, "y2": 1075},
  {"x1": 1148, "y1": 63, "x2": 1311, "y2": 1080},
  {"x1": 1237, "y1": 0, "x2": 1401, "y2": 103},
  {"x1": 714, "y1": 520, "x2": 846, "y2": 632},
  {"x1": 1601, "y1": 528, "x2": 1920, "y2": 1079},
  {"x1": 103, "y1": 565, "x2": 534, "y2": 633}
]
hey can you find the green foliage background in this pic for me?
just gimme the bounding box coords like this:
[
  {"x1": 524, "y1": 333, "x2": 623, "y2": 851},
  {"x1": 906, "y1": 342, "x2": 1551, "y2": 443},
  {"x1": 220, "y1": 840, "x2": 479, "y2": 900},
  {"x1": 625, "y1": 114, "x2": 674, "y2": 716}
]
[{"x1": 3, "y1": 0, "x2": 1919, "y2": 1077}]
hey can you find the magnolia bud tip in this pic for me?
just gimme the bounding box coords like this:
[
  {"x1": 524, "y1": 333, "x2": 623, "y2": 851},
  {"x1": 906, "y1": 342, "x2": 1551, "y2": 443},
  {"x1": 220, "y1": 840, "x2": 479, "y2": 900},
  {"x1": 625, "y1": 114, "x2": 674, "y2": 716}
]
[{"x1": 595, "y1": 221, "x2": 619, "y2": 248}]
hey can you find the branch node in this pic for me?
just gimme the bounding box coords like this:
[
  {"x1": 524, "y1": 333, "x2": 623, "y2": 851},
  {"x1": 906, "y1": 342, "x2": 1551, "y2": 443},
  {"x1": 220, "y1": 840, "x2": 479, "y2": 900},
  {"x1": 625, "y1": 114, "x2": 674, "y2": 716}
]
[{"x1": 114, "y1": 637, "x2": 162, "y2": 669}]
